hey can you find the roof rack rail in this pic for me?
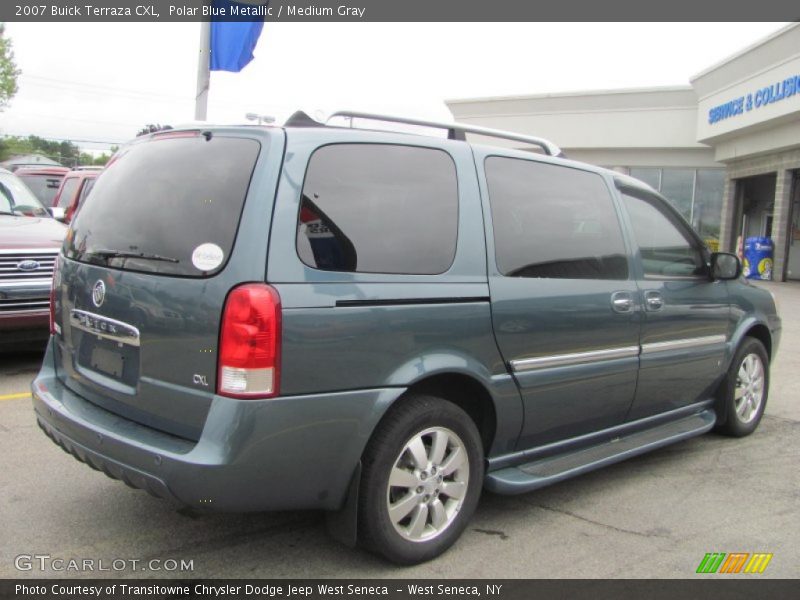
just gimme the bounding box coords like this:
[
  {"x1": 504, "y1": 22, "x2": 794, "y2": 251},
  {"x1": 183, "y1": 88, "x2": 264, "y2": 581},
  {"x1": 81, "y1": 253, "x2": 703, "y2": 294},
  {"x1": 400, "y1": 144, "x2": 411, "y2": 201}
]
[{"x1": 325, "y1": 110, "x2": 563, "y2": 157}]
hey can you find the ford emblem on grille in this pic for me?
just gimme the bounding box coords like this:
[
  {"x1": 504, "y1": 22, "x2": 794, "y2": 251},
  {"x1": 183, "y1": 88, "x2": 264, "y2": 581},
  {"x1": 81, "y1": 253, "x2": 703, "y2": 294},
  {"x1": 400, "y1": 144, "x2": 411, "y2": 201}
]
[
  {"x1": 16, "y1": 260, "x2": 40, "y2": 272},
  {"x1": 92, "y1": 280, "x2": 106, "y2": 308}
]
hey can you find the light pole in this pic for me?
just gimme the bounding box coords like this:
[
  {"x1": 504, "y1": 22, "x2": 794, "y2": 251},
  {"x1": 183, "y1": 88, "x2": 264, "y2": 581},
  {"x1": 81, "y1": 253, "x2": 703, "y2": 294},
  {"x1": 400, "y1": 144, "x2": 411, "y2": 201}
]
[{"x1": 245, "y1": 113, "x2": 276, "y2": 125}]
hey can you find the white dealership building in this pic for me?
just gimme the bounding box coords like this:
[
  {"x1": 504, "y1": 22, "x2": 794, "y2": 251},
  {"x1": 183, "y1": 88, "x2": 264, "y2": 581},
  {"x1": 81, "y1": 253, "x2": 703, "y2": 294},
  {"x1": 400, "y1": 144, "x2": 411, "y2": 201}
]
[{"x1": 447, "y1": 23, "x2": 800, "y2": 281}]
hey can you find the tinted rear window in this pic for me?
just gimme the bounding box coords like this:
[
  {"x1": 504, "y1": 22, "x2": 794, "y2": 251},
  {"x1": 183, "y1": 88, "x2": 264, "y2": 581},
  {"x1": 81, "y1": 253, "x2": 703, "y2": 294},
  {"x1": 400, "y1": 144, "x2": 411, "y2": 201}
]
[
  {"x1": 65, "y1": 135, "x2": 260, "y2": 277},
  {"x1": 296, "y1": 143, "x2": 458, "y2": 275},
  {"x1": 18, "y1": 174, "x2": 64, "y2": 207}
]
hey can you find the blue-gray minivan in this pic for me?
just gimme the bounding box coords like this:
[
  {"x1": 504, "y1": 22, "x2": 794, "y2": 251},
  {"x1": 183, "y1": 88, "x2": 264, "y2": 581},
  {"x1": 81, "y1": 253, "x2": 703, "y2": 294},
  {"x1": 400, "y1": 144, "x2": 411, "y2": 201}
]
[{"x1": 32, "y1": 112, "x2": 781, "y2": 564}]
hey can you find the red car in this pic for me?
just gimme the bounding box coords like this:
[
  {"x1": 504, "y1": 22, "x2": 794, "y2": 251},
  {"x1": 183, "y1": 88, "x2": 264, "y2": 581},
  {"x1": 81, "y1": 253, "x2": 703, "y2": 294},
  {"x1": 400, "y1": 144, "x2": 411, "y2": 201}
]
[
  {"x1": 52, "y1": 167, "x2": 102, "y2": 223},
  {"x1": 15, "y1": 166, "x2": 70, "y2": 208},
  {"x1": 0, "y1": 168, "x2": 66, "y2": 350}
]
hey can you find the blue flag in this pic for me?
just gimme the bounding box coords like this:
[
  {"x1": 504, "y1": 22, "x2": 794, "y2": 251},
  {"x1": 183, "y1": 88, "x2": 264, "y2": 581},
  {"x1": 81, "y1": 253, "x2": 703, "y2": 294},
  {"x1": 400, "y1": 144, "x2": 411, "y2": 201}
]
[{"x1": 209, "y1": 1, "x2": 267, "y2": 73}]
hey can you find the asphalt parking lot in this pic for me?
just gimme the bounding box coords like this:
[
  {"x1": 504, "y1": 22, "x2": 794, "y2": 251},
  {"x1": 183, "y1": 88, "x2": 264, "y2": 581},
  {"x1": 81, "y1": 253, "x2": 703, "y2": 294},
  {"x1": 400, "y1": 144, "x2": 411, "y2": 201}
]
[{"x1": 1, "y1": 282, "x2": 798, "y2": 579}]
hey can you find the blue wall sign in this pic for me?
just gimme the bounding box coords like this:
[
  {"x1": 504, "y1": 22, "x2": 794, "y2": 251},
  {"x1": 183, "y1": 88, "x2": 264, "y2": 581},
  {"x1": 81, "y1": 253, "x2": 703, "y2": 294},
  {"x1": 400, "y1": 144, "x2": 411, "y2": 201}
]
[{"x1": 708, "y1": 74, "x2": 800, "y2": 124}]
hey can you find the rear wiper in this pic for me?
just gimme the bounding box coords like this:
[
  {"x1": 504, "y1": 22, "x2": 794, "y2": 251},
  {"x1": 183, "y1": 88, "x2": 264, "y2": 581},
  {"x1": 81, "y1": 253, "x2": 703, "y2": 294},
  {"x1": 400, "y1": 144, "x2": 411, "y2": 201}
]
[
  {"x1": 0, "y1": 210, "x2": 20, "y2": 217},
  {"x1": 87, "y1": 249, "x2": 180, "y2": 263}
]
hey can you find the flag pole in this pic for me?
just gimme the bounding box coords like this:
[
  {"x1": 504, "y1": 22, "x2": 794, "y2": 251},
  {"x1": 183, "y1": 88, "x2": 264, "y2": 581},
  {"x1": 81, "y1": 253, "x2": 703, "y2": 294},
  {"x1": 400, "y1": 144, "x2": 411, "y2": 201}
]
[{"x1": 195, "y1": 20, "x2": 211, "y2": 121}]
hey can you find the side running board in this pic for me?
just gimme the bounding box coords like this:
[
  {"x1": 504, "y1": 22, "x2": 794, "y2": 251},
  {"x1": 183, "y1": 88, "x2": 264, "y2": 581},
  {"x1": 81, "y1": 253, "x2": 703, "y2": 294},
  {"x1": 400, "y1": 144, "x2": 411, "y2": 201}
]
[{"x1": 485, "y1": 409, "x2": 716, "y2": 495}]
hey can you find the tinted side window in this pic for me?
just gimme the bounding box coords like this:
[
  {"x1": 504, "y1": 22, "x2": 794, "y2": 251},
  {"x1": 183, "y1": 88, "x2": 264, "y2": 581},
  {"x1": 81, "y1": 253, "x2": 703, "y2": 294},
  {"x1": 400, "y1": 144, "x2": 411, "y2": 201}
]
[
  {"x1": 57, "y1": 177, "x2": 80, "y2": 207},
  {"x1": 79, "y1": 178, "x2": 96, "y2": 203},
  {"x1": 485, "y1": 157, "x2": 628, "y2": 280},
  {"x1": 619, "y1": 188, "x2": 706, "y2": 278},
  {"x1": 297, "y1": 144, "x2": 458, "y2": 275}
]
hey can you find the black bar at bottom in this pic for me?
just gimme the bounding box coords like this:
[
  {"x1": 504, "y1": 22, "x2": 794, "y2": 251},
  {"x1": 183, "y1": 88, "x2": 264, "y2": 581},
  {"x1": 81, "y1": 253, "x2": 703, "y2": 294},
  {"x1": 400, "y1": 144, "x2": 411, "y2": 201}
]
[{"x1": 1, "y1": 579, "x2": 797, "y2": 600}]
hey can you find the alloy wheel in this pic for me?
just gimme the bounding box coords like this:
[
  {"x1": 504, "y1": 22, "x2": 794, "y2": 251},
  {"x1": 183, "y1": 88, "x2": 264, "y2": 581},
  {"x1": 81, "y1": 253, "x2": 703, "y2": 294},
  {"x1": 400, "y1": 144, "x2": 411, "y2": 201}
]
[
  {"x1": 385, "y1": 427, "x2": 469, "y2": 542},
  {"x1": 734, "y1": 353, "x2": 765, "y2": 424}
]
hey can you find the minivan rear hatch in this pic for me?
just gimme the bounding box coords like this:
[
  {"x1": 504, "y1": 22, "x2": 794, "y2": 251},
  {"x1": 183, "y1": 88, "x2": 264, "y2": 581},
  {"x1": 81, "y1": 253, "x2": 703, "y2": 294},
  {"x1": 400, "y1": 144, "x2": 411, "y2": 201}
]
[{"x1": 53, "y1": 131, "x2": 263, "y2": 440}]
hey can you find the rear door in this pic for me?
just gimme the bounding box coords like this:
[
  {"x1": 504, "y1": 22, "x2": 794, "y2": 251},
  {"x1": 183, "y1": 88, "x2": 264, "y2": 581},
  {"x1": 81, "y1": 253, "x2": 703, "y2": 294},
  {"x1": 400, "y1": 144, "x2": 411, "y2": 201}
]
[
  {"x1": 265, "y1": 129, "x2": 500, "y2": 397},
  {"x1": 475, "y1": 151, "x2": 641, "y2": 449},
  {"x1": 616, "y1": 182, "x2": 730, "y2": 421},
  {"x1": 52, "y1": 130, "x2": 281, "y2": 440}
]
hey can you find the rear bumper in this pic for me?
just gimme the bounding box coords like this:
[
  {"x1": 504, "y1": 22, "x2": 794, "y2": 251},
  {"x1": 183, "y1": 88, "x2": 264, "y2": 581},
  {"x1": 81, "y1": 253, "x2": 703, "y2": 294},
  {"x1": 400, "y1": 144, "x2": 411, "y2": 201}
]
[{"x1": 32, "y1": 339, "x2": 404, "y2": 511}]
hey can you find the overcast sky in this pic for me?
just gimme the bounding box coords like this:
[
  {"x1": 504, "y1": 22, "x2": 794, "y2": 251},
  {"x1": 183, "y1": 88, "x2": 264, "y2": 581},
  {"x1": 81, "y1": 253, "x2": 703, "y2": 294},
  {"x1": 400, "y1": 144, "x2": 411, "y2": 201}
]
[{"x1": 0, "y1": 22, "x2": 790, "y2": 153}]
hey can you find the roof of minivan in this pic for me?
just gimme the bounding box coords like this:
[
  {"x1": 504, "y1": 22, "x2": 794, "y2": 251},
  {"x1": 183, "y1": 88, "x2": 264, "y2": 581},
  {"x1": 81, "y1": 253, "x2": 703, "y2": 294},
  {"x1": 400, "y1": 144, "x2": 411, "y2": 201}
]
[{"x1": 146, "y1": 119, "x2": 659, "y2": 196}]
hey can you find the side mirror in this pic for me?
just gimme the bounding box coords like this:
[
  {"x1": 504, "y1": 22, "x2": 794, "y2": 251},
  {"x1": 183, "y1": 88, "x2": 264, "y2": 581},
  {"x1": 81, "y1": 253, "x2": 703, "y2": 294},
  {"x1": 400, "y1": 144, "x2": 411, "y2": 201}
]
[
  {"x1": 48, "y1": 206, "x2": 66, "y2": 222},
  {"x1": 710, "y1": 252, "x2": 741, "y2": 280}
]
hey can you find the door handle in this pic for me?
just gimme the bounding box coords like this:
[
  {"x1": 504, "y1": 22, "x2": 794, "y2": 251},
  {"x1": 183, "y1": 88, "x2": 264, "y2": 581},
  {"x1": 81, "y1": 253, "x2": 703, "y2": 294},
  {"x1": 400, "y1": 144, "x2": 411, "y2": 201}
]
[
  {"x1": 611, "y1": 291, "x2": 634, "y2": 313},
  {"x1": 644, "y1": 290, "x2": 664, "y2": 311}
]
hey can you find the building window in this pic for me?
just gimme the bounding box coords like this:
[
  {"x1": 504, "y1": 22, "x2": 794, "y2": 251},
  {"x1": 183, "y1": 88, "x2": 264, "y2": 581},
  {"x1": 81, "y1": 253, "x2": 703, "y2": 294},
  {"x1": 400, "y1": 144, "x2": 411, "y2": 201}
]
[
  {"x1": 629, "y1": 168, "x2": 660, "y2": 192},
  {"x1": 693, "y1": 169, "x2": 725, "y2": 250},
  {"x1": 627, "y1": 167, "x2": 725, "y2": 251},
  {"x1": 660, "y1": 169, "x2": 694, "y2": 222}
]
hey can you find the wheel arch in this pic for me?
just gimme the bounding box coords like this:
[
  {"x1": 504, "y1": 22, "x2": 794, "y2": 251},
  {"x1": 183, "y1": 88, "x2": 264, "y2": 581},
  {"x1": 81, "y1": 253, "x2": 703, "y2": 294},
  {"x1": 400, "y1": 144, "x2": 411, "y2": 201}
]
[
  {"x1": 715, "y1": 319, "x2": 773, "y2": 429},
  {"x1": 381, "y1": 350, "x2": 523, "y2": 458},
  {"x1": 727, "y1": 317, "x2": 773, "y2": 367},
  {"x1": 327, "y1": 371, "x2": 505, "y2": 550},
  {"x1": 402, "y1": 372, "x2": 498, "y2": 455},
  {"x1": 744, "y1": 323, "x2": 772, "y2": 360}
]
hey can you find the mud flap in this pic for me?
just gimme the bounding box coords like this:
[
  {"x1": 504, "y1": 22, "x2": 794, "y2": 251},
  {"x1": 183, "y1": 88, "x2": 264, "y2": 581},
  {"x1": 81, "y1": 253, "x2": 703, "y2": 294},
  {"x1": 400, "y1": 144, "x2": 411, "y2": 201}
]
[{"x1": 325, "y1": 461, "x2": 361, "y2": 548}]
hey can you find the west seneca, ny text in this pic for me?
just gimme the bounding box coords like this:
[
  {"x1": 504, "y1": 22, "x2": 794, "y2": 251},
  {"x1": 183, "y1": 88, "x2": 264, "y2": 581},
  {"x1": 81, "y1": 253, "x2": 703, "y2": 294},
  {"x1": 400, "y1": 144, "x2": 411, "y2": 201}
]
[{"x1": 16, "y1": 583, "x2": 504, "y2": 598}]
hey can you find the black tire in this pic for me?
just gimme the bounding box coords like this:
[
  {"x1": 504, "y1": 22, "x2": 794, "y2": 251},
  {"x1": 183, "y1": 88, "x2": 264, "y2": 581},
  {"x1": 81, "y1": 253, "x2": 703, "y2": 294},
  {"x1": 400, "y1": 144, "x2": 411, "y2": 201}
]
[
  {"x1": 358, "y1": 394, "x2": 484, "y2": 565},
  {"x1": 714, "y1": 337, "x2": 769, "y2": 437}
]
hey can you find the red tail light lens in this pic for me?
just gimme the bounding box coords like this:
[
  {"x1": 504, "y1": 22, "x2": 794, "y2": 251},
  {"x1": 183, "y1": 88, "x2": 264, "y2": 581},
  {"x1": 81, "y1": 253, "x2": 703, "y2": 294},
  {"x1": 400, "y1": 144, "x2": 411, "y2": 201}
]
[
  {"x1": 218, "y1": 284, "x2": 281, "y2": 399},
  {"x1": 49, "y1": 255, "x2": 60, "y2": 336}
]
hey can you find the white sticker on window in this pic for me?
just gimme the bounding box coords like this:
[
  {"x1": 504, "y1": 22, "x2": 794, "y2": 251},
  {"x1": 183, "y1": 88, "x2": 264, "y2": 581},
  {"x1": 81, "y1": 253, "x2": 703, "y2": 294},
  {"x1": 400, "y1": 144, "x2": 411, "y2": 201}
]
[{"x1": 191, "y1": 243, "x2": 224, "y2": 272}]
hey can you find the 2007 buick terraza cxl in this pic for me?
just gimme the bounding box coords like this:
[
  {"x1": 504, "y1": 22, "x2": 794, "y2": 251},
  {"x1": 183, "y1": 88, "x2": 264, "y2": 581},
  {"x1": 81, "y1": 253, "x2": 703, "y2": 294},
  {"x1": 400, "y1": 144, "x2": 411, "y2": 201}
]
[{"x1": 33, "y1": 111, "x2": 781, "y2": 564}]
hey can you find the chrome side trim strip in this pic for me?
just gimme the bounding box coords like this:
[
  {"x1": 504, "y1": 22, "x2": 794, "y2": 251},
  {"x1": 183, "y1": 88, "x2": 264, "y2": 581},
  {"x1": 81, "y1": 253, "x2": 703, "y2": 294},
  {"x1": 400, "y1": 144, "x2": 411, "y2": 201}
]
[
  {"x1": 511, "y1": 346, "x2": 640, "y2": 373},
  {"x1": 510, "y1": 334, "x2": 729, "y2": 373},
  {"x1": 640, "y1": 334, "x2": 727, "y2": 355},
  {"x1": 69, "y1": 309, "x2": 140, "y2": 347}
]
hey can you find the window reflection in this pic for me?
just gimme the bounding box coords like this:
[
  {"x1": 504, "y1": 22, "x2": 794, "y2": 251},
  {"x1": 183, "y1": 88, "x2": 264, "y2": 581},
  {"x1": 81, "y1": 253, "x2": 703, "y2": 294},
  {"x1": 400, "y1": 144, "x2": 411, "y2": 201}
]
[{"x1": 297, "y1": 195, "x2": 358, "y2": 272}]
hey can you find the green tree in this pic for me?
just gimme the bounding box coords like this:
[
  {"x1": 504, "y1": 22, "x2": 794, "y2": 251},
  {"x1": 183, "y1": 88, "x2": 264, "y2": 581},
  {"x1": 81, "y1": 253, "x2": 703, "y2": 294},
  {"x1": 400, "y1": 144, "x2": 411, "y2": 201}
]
[
  {"x1": 136, "y1": 123, "x2": 173, "y2": 136},
  {"x1": 91, "y1": 151, "x2": 113, "y2": 166},
  {"x1": 0, "y1": 136, "x2": 33, "y2": 160},
  {"x1": 0, "y1": 134, "x2": 81, "y2": 164},
  {"x1": 0, "y1": 24, "x2": 21, "y2": 109}
]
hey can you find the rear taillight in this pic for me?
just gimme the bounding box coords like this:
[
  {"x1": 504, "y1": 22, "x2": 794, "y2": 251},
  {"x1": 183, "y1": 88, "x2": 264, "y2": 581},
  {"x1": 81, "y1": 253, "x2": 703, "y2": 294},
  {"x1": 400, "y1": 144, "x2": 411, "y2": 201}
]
[
  {"x1": 217, "y1": 284, "x2": 281, "y2": 399},
  {"x1": 49, "y1": 255, "x2": 60, "y2": 335}
]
